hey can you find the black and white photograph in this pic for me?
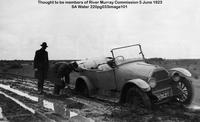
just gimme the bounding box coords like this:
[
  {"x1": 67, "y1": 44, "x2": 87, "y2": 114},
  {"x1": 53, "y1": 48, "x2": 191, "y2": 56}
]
[{"x1": 0, "y1": 0, "x2": 200, "y2": 121}]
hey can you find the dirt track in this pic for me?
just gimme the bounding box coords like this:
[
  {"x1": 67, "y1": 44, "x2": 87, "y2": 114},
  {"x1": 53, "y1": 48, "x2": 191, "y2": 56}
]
[{"x1": 1, "y1": 77, "x2": 200, "y2": 122}]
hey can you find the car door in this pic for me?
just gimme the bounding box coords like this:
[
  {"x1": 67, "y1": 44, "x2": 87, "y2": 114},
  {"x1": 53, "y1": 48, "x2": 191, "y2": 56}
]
[
  {"x1": 95, "y1": 69, "x2": 116, "y2": 90},
  {"x1": 94, "y1": 68, "x2": 118, "y2": 97}
]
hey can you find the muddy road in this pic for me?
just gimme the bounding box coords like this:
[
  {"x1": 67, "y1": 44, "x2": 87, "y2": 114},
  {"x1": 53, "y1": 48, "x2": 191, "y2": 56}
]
[{"x1": 1, "y1": 77, "x2": 200, "y2": 122}]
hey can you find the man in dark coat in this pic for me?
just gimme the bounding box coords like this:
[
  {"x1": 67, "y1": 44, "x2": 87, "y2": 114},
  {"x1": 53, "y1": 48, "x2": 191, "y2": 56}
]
[
  {"x1": 34, "y1": 42, "x2": 49, "y2": 94},
  {"x1": 49, "y1": 62, "x2": 78, "y2": 95}
]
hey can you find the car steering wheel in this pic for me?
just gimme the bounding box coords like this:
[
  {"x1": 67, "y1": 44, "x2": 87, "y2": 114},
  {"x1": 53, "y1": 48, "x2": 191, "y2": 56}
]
[{"x1": 115, "y1": 56, "x2": 125, "y2": 61}]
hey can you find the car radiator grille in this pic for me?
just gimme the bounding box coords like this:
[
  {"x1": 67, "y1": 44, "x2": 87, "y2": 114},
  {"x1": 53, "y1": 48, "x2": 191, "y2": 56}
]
[
  {"x1": 151, "y1": 70, "x2": 172, "y2": 91},
  {"x1": 152, "y1": 70, "x2": 169, "y2": 81}
]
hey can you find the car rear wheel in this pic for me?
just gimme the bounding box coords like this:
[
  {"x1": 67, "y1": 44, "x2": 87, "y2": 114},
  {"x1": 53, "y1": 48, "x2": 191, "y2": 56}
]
[
  {"x1": 175, "y1": 78, "x2": 193, "y2": 106},
  {"x1": 75, "y1": 81, "x2": 89, "y2": 97},
  {"x1": 126, "y1": 87, "x2": 152, "y2": 110}
]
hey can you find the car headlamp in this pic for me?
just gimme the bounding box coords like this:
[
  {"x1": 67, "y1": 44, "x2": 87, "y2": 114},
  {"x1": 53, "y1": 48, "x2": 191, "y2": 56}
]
[
  {"x1": 149, "y1": 78, "x2": 157, "y2": 88},
  {"x1": 172, "y1": 72, "x2": 180, "y2": 82}
]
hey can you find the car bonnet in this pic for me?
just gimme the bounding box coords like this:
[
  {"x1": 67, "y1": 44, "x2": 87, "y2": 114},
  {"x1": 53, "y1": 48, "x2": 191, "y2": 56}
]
[{"x1": 117, "y1": 61, "x2": 160, "y2": 78}]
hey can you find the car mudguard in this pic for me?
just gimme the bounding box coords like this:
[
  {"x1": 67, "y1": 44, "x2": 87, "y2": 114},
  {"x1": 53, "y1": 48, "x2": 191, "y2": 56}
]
[
  {"x1": 170, "y1": 68, "x2": 192, "y2": 77},
  {"x1": 119, "y1": 78, "x2": 151, "y2": 103},
  {"x1": 76, "y1": 76, "x2": 94, "y2": 96},
  {"x1": 127, "y1": 79, "x2": 151, "y2": 92}
]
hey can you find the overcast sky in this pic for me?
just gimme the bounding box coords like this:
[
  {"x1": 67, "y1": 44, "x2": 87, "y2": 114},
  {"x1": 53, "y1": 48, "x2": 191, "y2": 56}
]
[{"x1": 0, "y1": 0, "x2": 200, "y2": 60}]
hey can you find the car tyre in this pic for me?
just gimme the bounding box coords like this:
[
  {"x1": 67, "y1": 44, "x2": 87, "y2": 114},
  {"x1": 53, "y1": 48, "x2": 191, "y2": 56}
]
[
  {"x1": 175, "y1": 78, "x2": 193, "y2": 106},
  {"x1": 76, "y1": 81, "x2": 89, "y2": 97},
  {"x1": 126, "y1": 86, "x2": 152, "y2": 110}
]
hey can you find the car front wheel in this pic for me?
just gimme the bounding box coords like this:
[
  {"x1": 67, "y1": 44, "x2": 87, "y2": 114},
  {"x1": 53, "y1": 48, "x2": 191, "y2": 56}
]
[
  {"x1": 126, "y1": 87, "x2": 152, "y2": 110},
  {"x1": 175, "y1": 78, "x2": 193, "y2": 106}
]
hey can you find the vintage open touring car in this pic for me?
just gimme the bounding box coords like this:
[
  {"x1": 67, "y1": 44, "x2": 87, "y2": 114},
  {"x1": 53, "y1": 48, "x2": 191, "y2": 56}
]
[{"x1": 71, "y1": 44, "x2": 193, "y2": 109}]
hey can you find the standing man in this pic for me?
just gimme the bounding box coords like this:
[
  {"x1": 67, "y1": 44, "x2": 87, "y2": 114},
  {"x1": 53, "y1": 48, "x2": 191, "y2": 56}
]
[{"x1": 34, "y1": 42, "x2": 49, "y2": 94}]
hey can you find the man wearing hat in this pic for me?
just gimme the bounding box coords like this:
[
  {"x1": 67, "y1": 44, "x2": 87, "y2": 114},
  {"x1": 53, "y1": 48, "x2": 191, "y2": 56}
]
[
  {"x1": 52, "y1": 61, "x2": 79, "y2": 96},
  {"x1": 34, "y1": 42, "x2": 49, "y2": 94}
]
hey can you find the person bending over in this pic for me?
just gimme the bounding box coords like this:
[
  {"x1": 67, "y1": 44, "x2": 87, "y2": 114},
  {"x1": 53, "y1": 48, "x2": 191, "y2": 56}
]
[{"x1": 52, "y1": 62, "x2": 79, "y2": 96}]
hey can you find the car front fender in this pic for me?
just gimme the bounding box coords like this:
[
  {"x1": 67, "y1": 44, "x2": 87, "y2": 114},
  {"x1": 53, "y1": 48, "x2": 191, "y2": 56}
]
[
  {"x1": 119, "y1": 78, "x2": 151, "y2": 103},
  {"x1": 170, "y1": 68, "x2": 192, "y2": 77},
  {"x1": 128, "y1": 79, "x2": 151, "y2": 92}
]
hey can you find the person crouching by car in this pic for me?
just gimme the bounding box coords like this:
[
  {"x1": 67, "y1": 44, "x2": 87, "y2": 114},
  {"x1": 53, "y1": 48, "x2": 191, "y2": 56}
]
[{"x1": 51, "y1": 62, "x2": 79, "y2": 96}]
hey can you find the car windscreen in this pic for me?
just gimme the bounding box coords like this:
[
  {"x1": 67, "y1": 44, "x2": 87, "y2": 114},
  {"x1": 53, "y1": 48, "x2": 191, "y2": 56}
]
[{"x1": 112, "y1": 45, "x2": 144, "y2": 61}]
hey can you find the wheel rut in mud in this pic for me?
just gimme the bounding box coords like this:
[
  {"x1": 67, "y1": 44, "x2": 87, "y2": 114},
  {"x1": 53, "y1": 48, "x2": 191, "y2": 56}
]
[{"x1": 1, "y1": 78, "x2": 200, "y2": 122}]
